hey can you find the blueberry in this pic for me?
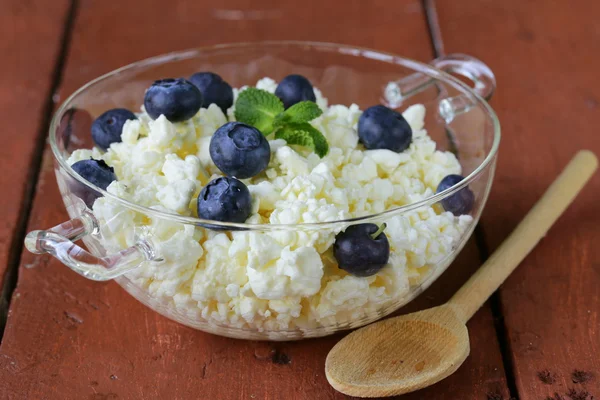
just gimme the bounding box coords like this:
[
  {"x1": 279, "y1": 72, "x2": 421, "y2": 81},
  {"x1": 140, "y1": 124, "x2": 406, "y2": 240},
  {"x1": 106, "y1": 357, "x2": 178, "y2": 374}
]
[
  {"x1": 197, "y1": 177, "x2": 252, "y2": 226},
  {"x1": 357, "y1": 105, "x2": 412, "y2": 152},
  {"x1": 436, "y1": 174, "x2": 475, "y2": 216},
  {"x1": 144, "y1": 78, "x2": 203, "y2": 122},
  {"x1": 274, "y1": 74, "x2": 316, "y2": 109},
  {"x1": 91, "y1": 108, "x2": 137, "y2": 151},
  {"x1": 209, "y1": 122, "x2": 270, "y2": 179},
  {"x1": 333, "y1": 223, "x2": 390, "y2": 277},
  {"x1": 71, "y1": 158, "x2": 117, "y2": 208},
  {"x1": 189, "y1": 72, "x2": 234, "y2": 112}
]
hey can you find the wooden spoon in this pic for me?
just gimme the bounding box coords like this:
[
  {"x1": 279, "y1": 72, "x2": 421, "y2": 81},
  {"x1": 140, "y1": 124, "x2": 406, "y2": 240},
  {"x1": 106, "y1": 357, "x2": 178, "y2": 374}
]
[{"x1": 326, "y1": 150, "x2": 598, "y2": 398}]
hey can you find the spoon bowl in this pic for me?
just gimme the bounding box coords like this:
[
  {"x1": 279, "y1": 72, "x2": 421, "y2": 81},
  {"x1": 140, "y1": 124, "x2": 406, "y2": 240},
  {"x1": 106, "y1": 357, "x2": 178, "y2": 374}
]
[{"x1": 326, "y1": 305, "x2": 469, "y2": 397}]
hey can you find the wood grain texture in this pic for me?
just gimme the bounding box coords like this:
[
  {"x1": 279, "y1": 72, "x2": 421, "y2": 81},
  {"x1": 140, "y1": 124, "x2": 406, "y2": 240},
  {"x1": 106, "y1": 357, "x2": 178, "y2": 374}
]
[
  {"x1": 327, "y1": 304, "x2": 471, "y2": 397},
  {"x1": 1, "y1": 0, "x2": 508, "y2": 399},
  {"x1": 450, "y1": 151, "x2": 597, "y2": 323},
  {"x1": 0, "y1": 0, "x2": 71, "y2": 324},
  {"x1": 436, "y1": 0, "x2": 600, "y2": 399}
]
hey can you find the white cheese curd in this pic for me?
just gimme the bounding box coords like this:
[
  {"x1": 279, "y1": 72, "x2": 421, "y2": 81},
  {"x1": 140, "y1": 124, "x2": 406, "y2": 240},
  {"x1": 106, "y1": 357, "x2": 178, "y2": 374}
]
[
  {"x1": 247, "y1": 245, "x2": 323, "y2": 300},
  {"x1": 67, "y1": 147, "x2": 104, "y2": 165},
  {"x1": 72, "y1": 78, "x2": 474, "y2": 332},
  {"x1": 121, "y1": 119, "x2": 141, "y2": 144}
]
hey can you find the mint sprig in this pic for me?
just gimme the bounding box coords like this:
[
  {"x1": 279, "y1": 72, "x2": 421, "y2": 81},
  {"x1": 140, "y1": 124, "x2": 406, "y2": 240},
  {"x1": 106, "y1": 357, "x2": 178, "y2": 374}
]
[{"x1": 234, "y1": 88, "x2": 328, "y2": 157}]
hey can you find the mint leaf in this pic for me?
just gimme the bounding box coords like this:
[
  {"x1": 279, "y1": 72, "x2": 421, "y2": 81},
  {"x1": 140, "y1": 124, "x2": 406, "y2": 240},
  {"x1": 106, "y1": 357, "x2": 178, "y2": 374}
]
[
  {"x1": 234, "y1": 88, "x2": 284, "y2": 135},
  {"x1": 275, "y1": 122, "x2": 329, "y2": 158},
  {"x1": 286, "y1": 101, "x2": 323, "y2": 123},
  {"x1": 273, "y1": 101, "x2": 322, "y2": 128}
]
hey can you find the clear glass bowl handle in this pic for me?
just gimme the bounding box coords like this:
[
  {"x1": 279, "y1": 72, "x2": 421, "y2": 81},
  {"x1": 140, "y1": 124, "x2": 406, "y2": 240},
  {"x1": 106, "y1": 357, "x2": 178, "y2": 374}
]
[
  {"x1": 384, "y1": 53, "x2": 496, "y2": 122},
  {"x1": 24, "y1": 204, "x2": 160, "y2": 281}
]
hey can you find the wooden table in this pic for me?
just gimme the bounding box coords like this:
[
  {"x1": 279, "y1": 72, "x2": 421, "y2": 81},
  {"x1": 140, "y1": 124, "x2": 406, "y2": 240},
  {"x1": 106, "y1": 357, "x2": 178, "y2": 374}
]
[{"x1": 0, "y1": 0, "x2": 598, "y2": 398}]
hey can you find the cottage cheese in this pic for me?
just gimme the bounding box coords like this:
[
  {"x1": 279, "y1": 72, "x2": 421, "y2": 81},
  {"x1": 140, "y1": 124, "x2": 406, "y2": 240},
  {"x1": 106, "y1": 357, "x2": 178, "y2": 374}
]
[{"x1": 68, "y1": 78, "x2": 473, "y2": 333}]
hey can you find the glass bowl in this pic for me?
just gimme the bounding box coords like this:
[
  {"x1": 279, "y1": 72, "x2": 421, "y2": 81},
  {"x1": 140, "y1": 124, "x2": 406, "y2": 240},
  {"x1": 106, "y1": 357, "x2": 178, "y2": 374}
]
[{"x1": 25, "y1": 41, "x2": 500, "y2": 340}]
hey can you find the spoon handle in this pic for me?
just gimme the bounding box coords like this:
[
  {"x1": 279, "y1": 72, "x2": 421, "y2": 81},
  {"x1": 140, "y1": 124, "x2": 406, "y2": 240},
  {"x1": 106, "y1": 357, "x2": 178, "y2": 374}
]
[{"x1": 448, "y1": 150, "x2": 598, "y2": 323}]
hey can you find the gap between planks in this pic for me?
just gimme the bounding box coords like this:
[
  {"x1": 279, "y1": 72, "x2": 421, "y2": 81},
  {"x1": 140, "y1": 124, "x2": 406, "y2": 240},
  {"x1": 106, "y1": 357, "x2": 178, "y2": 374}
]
[
  {"x1": 422, "y1": 0, "x2": 519, "y2": 399},
  {"x1": 0, "y1": 0, "x2": 80, "y2": 341}
]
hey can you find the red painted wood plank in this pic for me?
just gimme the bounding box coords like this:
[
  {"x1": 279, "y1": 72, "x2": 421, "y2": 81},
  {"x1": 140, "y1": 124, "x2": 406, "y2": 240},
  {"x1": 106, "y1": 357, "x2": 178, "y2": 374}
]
[
  {"x1": 436, "y1": 0, "x2": 600, "y2": 399},
  {"x1": 1, "y1": 1, "x2": 509, "y2": 398},
  {"x1": 0, "y1": 0, "x2": 71, "y2": 322}
]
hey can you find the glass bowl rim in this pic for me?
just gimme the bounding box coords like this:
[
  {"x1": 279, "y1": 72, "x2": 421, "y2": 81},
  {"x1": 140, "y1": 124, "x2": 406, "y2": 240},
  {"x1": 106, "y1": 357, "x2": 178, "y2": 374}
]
[{"x1": 49, "y1": 40, "x2": 501, "y2": 230}]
